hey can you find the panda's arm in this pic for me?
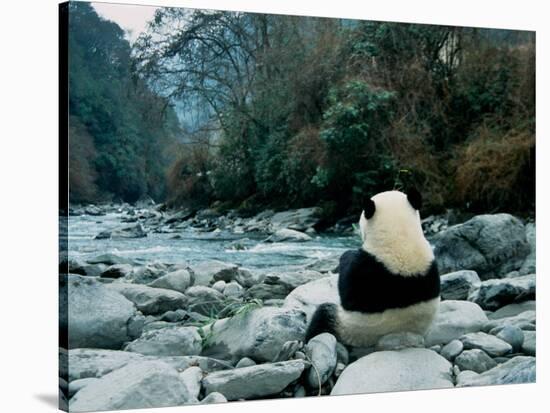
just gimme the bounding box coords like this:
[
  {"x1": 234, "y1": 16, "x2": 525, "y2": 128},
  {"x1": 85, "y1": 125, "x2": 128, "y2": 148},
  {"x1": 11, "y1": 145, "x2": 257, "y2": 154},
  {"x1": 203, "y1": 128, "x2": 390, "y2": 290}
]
[{"x1": 337, "y1": 249, "x2": 372, "y2": 312}]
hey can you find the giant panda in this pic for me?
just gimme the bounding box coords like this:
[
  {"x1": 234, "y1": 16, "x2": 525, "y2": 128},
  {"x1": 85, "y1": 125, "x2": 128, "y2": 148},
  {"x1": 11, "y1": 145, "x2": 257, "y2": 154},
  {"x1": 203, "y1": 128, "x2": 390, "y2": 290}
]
[{"x1": 305, "y1": 189, "x2": 440, "y2": 347}]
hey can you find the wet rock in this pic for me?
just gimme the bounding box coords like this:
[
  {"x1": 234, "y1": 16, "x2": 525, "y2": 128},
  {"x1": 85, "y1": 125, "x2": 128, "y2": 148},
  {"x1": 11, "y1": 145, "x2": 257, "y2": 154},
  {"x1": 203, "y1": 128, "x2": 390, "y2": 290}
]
[
  {"x1": 62, "y1": 275, "x2": 139, "y2": 349},
  {"x1": 202, "y1": 360, "x2": 305, "y2": 400},
  {"x1": 495, "y1": 326, "x2": 524, "y2": 353},
  {"x1": 331, "y1": 349, "x2": 453, "y2": 395},
  {"x1": 305, "y1": 333, "x2": 337, "y2": 388},
  {"x1": 270, "y1": 207, "x2": 322, "y2": 231},
  {"x1": 459, "y1": 332, "x2": 512, "y2": 357},
  {"x1": 185, "y1": 286, "x2": 225, "y2": 316},
  {"x1": 454, "y1": 349, "x2": 497, "y2": 373},
  {"x1": 375, "y1": 332, "x2": 425, "y2": 351},
  {"x1": 468, "y1": 274, "x2": 535, "y2": 311},
  {"x1": 223, "y1": 281, "x2": 244, "y2": 298},
  {"x1": 124, "y1": 326, "x2": 202, "y2": 356},
  {"x1": 126, "y1": 262, "x2": 170, "y2": 284},
  {"x1": 95, "y1": 223, "x2": 147, "y2": 240},
  {"x1": 201, "y1": 307, "x2": 307, "y2": 363},
  {"x1": 457, "y1": 356, "x2": 535, "y2": 386},
  {"x1": 70, "y1": 361, "x2": 192, "y2": 411},
  {"x1": 440, "y1": 270, "x2": 481, "y2": 301},
  {"x1": 440, "y1": 339, "x2": 464, "y2": 361},
  {"x1": 87, "y1": 253, "x2": 136, "y2": 266},
  {"x1": 425, "y1": 300, "x2": 488, "y2": 346},
  {"x1": 107, "y1": 283, "x2": 188, "y2": 315},
  {"x1": 147, "y1": 269, "x2": 193, "y2": 294},
  {"x1": 431, "y1": 214, "x2": 530, "y2": 279},
  {"x1": 188, "y1": 260, "x2": 240, "y2": 287},
  {"x1": 100, "y1": 264, "x2": 133, "y2": 279},
  {"x1": 266, "y1": 228, "x2": 312, "y2": 243}
]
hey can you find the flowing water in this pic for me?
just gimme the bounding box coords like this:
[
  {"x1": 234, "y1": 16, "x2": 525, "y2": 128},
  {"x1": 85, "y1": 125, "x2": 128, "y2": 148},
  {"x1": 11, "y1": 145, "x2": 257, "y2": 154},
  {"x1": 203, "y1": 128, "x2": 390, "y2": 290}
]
[{"x1": 68, "y1": 212, "x2": 360, "y2": 270}]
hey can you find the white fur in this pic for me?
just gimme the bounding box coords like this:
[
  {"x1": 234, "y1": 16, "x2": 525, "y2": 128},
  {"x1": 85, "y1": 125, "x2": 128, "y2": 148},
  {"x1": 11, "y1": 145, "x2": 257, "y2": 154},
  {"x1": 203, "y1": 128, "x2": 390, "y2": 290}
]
[
  {"x1": 336, "y1": 297, "x2": 440, "y2": 347},
  {"x1": 359, "y1": 190, "x2": 433, "y2": 276}
]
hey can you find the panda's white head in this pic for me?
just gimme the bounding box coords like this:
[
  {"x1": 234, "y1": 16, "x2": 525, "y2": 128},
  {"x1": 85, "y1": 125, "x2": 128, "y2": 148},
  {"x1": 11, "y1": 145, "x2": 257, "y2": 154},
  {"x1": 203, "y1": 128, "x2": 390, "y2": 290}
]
[{"x1": 359, "y1": 189, "x2": 434, "y2": 276}]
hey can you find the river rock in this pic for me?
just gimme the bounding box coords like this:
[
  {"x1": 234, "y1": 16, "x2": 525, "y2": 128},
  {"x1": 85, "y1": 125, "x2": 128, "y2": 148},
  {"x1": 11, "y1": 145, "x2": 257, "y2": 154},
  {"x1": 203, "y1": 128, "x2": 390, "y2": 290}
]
[
  {"x1": 454, "y1": 349, "x2": 497, "y2": 373},
  {"x1": 270, "y1": 207, "x2": 322, "y2": 231},
  {"x1": 200, "y1": 392, "x2": 228, "y2": 404},
  {"x1": 87, "y1": 253, "x2": 136, "y2": 266},
  {"x1": 488, "y1": 301, "x2": 536, "y2": 319},
  {"x1": 124, "y1": 326, "x2": 202, "y2": 356},
  {"x1": 459, "y1": 332, "x2": 512, "y2": 357},
  {"x1": 65, "y1": 349, "x2": 145, "y2": 381},
  {"x1": 246, "y1": 283, "x2": 290, "y2": 300},
  {"x1": 331, "y1": 349, "x2": 453, "y2": 395},
  {"x1": 266, "y1": 228, "x2": 312, "y2": 243},
  {"x1": 305, "y1": 333, "x2": 337, "y2": 388},
  {"x1": 62, "y1": 275, "x2": 139, "y2": 349},
  {"x1": 185, "y1": 286, "x2": 226, "y2": 316},
  {"x1": 107, "y1": 283, "x2": 188, "y2": 315},
  {"x1": 456, "y1": 370, "x2": 480, "y2": 386},
  {"x1": 201, "y1": 307, "x2": 307, "y2": 363},
  {"x1": 375, "y1": 332, "x2": 425, "y2": 351},
  {"x1": 95, "y1": 223, "x2": 147, "y2": 240},
  {"x1": 483, "y1": 310, "x2": 536, "y2": 334},
  {"x1": 147, "y1": 269, "x2": 193, "y2": 293},
  {"x1": 126, "y1": 262, "x2": 170, "y2": 284},
  {"x1": 496, "y1": 326, "x2": 524, "y2": 353},
  {"x1": 180, "y1": 366, "x2": 202, "y2": 400},
  {"x1": 519, "y1": 223, "x2": 536, "y2": 275},
  {"x1": 431, "y1": 214, "x2": 530, "y2": 279},
  {"x1": 440, "y1": 339, "x2": 464, "y2": 361},
  {"x1": 212, "y1": 280, "x2": 226, "y2": 293},
  {"x1": 283, "y1": 274, "x2": 340, "y2": 320},
  {"x1": 265, "y1": 270, "x2": 327, "y2": 291},
  {"x1": 189, "y1": 260, "x2": 240, "y2": 286},
  {"x1": 522, "y1": 331, "x2": 536, "y2": 355},
  {"x1": 425, "y1": 300, "x2": 488, "y2": 346},
  {"x1": 84, "y1": 205, "x2": 105, "y2": 216},
  {"x1": 223, "y1": 281, "x2": 244, "y2": 298},
  {"x1": 202, "y1": 360, "x2": 306, "y2": 400},
  {"x1": 213, "y1": 266, "x2": 263, "y2": 288},
  {"x1": 68, "y1": 378, "x2": 99, "y2": 398},
  {"x1": 457, "y1": 356, "x2": 535, "y2": 386},
  {"x1": 440, "y1": 270, "x2": 481, "y2": 300},
  {"x1": 70, "y1": 361, "x2": 193, "y2": 412},
  {"x1": 467, "y1": 274, "x2": 536, "y2": 311},
  {"x1": 149, "y1": 356, "x2": 232, "y2": 373},
  {"x1": 235, "y1": 357, "x2": 256, "y2": 368},
  {"x1": 100, "y1": 264, "x2": 133, "y2": 279}
]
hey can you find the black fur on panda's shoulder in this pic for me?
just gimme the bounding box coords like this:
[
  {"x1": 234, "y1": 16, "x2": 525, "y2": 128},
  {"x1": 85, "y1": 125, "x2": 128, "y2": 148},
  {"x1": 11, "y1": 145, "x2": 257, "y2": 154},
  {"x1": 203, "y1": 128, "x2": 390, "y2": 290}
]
[{"x1": 338, "y1": 249, "x2": 440, "y2": 314}]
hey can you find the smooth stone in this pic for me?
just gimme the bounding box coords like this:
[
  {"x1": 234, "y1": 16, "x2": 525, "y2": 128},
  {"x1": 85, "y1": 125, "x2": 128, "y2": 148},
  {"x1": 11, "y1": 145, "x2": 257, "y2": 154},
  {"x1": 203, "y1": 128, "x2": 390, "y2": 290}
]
[
  {"x1": 283, "y1": 274, "x2": 340, "y2": 320},
  {"x1": 440, "y1": 339, "x2": 464, "y2": 361},
  {"x1": 235, "y1": 357, "x2": 256, "y2": 369},
  {"x1": 212, "y1": 280, "x2": 226, "y2": 293},
  {"x1": 147, "y1": 269, "x2": 193, "y2": 294},
  {"x1": 61, "y1": 275, "x2": 140, "y2": 349},
  {"x1": 375, "y1": 332, "x2": 425, "y2": 351},
  {"x1": 185, "y1": 286, "x2": 226, "y2": 316},
  {"x1": 188, "y1": 260, "x2": 239, "y2": 287},
  {"x1": 246, "y1": 283, "x2": 290, "y2": 300},
  {"x1": 483, "y1": 311, "x2": 536, "y2": 333},
  {"x1": 100, "y1": 264, "x2": 133, "y2": 279},
  {"x1": 460, "y1": 332, "x2": 512, "y2": 357},
  {"x1": 201, "y1": 307, "x2": 307, "y2": 363},
  {"x1": 265, "y1": 228, "x2": 312, "y2": 243},
  {"x1": 263, "y1": 270, "x2": 327, "y2": 291},
  {"x1": 270, "y1": 207, "x2": 322, "y2": 231},
  {"x1": 202, "y1": 360, "x2": 306, "y2": 400},
  {"x1": 107, "y1": 283, "x2": 188, "y2": 315},
  {"x1": 457, "y1": 356, "x2": 535, "y2": 386},
  {"x1": 64, "y1": 349, "x2": 145, "y2": 381},
  {"x1": 200, "y1": 392, "x2": 228, "y2": 404},
  {"x1": 522, "y1": 331, "x2": 536, "y2": 355},
  {"x1": 331, "y1": 349, "x2": 453, "y2": 395},
  {"x1": 496, "y1": 325, "x2": 524, "y2": 353},
  {"x1": 124, "y1": 326, "x2": 202, "y2": 356},
  {"x1": 70, "y1": 361, "x2": 192, "y2": 411},
  {"x1": 489, "y1": 301, "x2": 536, "y2": 319},
  {"x1": 305, "y1": 333, "x2": 337, "y2": 388},
  {"x1": 468, "y1": 274, "x2": 535, "y2": 311},
  {"x1": 454, "y1": 349, "x2": 497, "y2": 373},
  {"x1": 440, "y1": 270, "x2": 481, "y2": 300},
  {"x1": 223, "y1": 281, "x2": 244, "y2": 298},
  {"x1": 87, "y1": 253, "x2": 136, "y2": 266},
  {"x1": 456, "y1": 370, "x2": 480, "y2": 386},
  {"x1": 68, "y1": 378, "x2": 99, "y2": 398},
  {"x1": 180, "y1": 366, "x2": 203, "y2": 400},
  {"x1": 425, "y1": 300, "x2": 488, "y2": 346}
]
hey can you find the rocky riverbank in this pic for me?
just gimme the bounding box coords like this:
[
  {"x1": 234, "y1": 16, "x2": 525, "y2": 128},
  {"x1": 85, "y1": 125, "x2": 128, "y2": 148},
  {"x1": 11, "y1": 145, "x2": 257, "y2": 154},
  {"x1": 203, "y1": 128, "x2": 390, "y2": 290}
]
[{"x1": 60, "y1": 202, "x2": 536, "y2": 411}]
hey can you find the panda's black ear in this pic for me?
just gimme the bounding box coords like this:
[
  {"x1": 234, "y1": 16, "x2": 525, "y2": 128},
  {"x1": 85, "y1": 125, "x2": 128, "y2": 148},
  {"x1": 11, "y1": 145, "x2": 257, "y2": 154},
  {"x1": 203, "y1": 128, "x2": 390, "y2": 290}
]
[
  {"x1": 406, "y1": 187, "x2": 422, "y2": 210},
  {"x1": 364, "y1": 198, "x2": 376, "y2": 219}
]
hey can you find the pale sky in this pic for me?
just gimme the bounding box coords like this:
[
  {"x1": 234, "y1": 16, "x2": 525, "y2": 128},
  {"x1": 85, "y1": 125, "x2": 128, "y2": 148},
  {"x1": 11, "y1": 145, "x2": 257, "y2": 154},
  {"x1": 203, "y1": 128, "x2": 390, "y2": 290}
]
[{"x1": 92, "y1": 2, "x2": 159, "y2": 43}]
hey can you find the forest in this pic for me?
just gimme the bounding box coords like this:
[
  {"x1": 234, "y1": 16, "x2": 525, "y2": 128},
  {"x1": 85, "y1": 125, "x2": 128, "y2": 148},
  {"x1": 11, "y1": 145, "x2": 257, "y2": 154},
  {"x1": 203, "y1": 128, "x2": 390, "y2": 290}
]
[{"x1": 68, "y1": 2, "x2": 535, "y2": 218}]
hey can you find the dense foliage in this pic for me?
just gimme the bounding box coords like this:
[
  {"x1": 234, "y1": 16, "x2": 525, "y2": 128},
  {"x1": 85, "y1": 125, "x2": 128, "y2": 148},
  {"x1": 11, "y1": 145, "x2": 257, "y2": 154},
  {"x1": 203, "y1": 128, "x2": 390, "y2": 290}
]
[{"x1": 68, "y1": 2, "x2": 180, "y2": 203}]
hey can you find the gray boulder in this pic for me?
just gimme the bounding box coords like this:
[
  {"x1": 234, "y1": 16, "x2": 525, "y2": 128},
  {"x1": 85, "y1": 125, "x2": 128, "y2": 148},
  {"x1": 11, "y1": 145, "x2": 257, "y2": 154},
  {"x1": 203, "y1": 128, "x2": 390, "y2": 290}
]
[
  {"x1": 202, "y1": 360, "x2": 305, "y2": 400},
  {"x1": 305, "y1": 333, "x2": 338, "y2": 388},
  {"x1": 188, "y1": 260, "x2": 240, "y2": 286},
  {"x1": 496, "y1": 326, "x2": 524, "y2": 353},
  {"x1": 459, "y1": 332, "x2": 512, "y2": 357},
  {"x1": 200, "y1": 392, "x2": 228, "y2": 404},
  {"x1": 375, "y1": 332, "x2": 425, "y2": 351},
  {"x1": 331, "y1": 349, "x2": 453, "y2": 395},
  {"x1": 440, "y1": 339, "x2": 464, "y2": 361},
  {"x1": 87, "y1": 253, "x2": 136, "y2": 266},
  {"x1": 457, "y1": 356, "x2": 535, "y2": 386},
  {"x1": 440, "y1": 270, "x2": 481, "y2": 301},
  {"x1": 70, "y1": 361, "x2": 192, "y2": 412},
  {"x1": 201, "y1": 307, "x2": 307, "y2": 363},
  {"x1": 65, "y1": 349, "x2": 145, "y2": 381},
  {"x1": 264, "y1": 270, "x2": 327, "y2": 291},
  {"x1": 68, "y1": 378, "x2": 99, "y2": 398},
  {"x1": 270, "y1": 207, "x2": 321, "y2": 231},
  {"x1": 223, "y1": 281, "x2": 244, "y2": 298},
  {"x1": 62, "y1": 275, "x2": 140, "y2": 349},
  {"x1": 522, "y1": 331, "x2": 536, "y2": 356},
  {"x1": 179, "y1": 366, "x2": 203, "y2": 401},
  {"x1": 431, "y1": 214, "x2": 530, "y2": 279},
  {"x1": 147, "y1": 269, "x2": 193, "y2": 293},
  {"x1": 185, "y1": 286, "x2": 226, "y2": 316},
  {"x1": 124, "y1": 326, "x2": 202, "y2": 356},
  {"x1": 484, "y1": 311, "x2": 536, "y2": 334},
  {"x1": 245, "y1": 283, "x2": 290, "y2": 300},
  {"x1": 425, "y1": 300, "x2": 488, "y2": 346},
  {"x1": 468, "y1": 274, "x2": 536, "y2": 311},
  {"x1": 456, "y1": 370, "x2": 480, "y2": 386},
  {"x1": 283, "y1": 274, "x2": 340, "y2": 320},
  {"x1": 125, "y1": 262, "x2": 170, "y2": 284},
  {"x1": 266, "y1": 228, "x2": 312, "y2": 243},
  {"x1": 95, "y1": 223, "x2": 147, "y2": 240},
  {"x1": 454, "y1": 349, "x2": 497, "y2": 374},
  {"x1": 107, "y1": 283, "x2": 188, "y2": 315},
  {"x1": 519, "y1": 223, "x2": 536, "y2": 275},
  {"x1": 489, "y1": 301, "x2": 536, "y2": 319},
  {"x1": 100, "y1": 264, "x2": 133, "y2": 279}
]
